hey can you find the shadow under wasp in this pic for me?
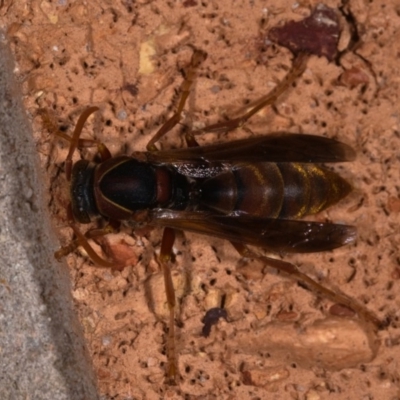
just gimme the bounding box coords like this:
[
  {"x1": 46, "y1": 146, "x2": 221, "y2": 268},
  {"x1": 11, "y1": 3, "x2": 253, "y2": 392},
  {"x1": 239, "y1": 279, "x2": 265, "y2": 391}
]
[{"x1": 43, "y1": 49, "x2": 381, "y2": 384}]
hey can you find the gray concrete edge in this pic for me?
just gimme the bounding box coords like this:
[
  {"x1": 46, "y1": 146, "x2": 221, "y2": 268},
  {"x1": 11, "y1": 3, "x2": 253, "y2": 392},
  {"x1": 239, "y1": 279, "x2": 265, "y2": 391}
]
[{"x1": 0, "y1": 32, "x2": 99, "y2": 400}]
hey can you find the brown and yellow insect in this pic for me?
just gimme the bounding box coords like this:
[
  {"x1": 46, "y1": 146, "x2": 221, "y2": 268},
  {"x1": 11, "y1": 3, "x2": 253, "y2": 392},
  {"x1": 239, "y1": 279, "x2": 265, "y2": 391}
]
[{"x1": 45, "y1": 50, "x2": 381, "y2": 384}]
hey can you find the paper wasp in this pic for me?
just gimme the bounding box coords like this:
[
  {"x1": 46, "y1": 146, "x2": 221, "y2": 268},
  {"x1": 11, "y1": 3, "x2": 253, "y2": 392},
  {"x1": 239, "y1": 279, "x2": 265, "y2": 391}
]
[{"x1": 46, "y1": 50, "x2": 381, "y2": 384}]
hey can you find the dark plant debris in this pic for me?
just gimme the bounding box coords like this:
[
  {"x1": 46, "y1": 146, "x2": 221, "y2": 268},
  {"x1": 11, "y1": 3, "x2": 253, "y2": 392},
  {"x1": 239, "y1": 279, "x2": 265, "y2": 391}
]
[{"x1": 269, "y1": 4, "x2": 340, "y2": 61}]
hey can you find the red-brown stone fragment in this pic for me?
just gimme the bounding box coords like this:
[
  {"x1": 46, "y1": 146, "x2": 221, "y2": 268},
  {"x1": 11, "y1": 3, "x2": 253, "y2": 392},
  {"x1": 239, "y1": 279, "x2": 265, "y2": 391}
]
[
  {"x1": 340, "y1": 66, "x2": 370, "y2": 88},
  {"x1": 388, "y1": 196, "x2": 400, "y2": 213},
  {"x1": 329, "y1": 303, "x2": 356, "y2": 318},
  {"x1": 242, "y1": 364, "x2": 290, "y2": 389},
  {"x1": 101, "y1": 235, "x2": 139, "y2": 269}
]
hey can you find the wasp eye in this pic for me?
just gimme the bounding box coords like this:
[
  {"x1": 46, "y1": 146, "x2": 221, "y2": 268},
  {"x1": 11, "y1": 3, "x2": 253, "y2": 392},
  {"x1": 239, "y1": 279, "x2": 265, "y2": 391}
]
[{"x1": 70, "y1": 160, "x2": 97, "y2": 223}]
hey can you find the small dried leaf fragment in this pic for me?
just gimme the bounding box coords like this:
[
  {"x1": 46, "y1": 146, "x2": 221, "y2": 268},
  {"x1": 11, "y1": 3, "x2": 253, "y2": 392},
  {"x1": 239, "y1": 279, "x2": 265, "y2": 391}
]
[{"x1": 269, "y1": 4, "x2": 340, "y2": 61}]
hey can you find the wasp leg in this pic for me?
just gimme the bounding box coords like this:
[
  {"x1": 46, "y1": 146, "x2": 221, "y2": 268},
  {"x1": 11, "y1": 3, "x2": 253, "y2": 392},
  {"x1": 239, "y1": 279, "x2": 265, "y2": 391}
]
[
  {"x1": 158, "y1": 227, "x2": 179, "y2": 384},
  {"x1": 144, "y1": 50, "x2": 206, "y2": 380},
  {"x1": 40, "y1": 107, "x2": 112, "y2": 179},
  {"x1": 193, "y1": 52, "x2": 310, "y2": 136},
  {"x1": 40, "y1": 107, "x2": 104, "y2": 150},
  {"x1": 55, "y1": 224, "x2": 122, "y2": 268},
  {"x1": 146, "y1": 49, "x2": 207, "y2": 152},
  {"x1": 231, "y1": 242, "x2": 383, "y2": 329},
  {"x1": 63, "y1": 107, "x2": 111, "y2": 179},
  {"x1": 55, "y1": 207, "x2": 122, "y2": 268},
  {"x1": 43, "y1": 107, "x2": 121, "y2": 265}
]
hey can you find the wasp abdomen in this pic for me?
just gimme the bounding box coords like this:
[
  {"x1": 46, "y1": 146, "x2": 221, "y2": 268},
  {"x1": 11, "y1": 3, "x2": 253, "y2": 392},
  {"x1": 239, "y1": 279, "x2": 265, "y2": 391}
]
[{"x1": 199, "y1": 162, "x2": 351, "y2": 218}]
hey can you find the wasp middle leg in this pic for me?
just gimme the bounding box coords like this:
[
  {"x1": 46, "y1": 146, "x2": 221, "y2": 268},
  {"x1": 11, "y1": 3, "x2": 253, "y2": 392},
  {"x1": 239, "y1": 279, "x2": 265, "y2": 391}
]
[
  {"x1": 146, "y1": 49, "x2": 207, "y2": 151},
  {"x1": 144, "y1": 49, "x2": 208, "y2": 383},
  {"x1": 191, "y1": 52, "x2": 310, "y2": 136}
]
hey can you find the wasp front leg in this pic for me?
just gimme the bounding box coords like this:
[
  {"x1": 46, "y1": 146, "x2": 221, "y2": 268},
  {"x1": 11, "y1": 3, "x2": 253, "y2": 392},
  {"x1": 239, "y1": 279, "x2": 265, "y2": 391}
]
[
  {"x1": 40, "y1": 107, "x2": 111, "y2": 179},
  {"x1": 42, "y1": 107, "x2": 125, "y2": 267},
  {"x1": 55, "y1": 210, "x2": 122, "y2": 269}
]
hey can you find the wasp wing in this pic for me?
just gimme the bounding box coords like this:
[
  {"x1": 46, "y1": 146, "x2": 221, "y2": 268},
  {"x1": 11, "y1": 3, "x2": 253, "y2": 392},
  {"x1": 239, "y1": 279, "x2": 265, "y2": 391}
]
[
  {"x1": 149, "y1": 133, "x2": 355, "y2": 164},
  {"x1": 151, "y1": 210, "x2": 356, "y2": 253}
]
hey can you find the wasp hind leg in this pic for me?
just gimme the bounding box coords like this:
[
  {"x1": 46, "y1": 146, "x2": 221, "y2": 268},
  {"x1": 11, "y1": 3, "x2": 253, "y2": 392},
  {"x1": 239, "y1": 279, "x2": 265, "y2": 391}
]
[{"x1": 231, "y1": 242, "x2": 383, "y2": 329}]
